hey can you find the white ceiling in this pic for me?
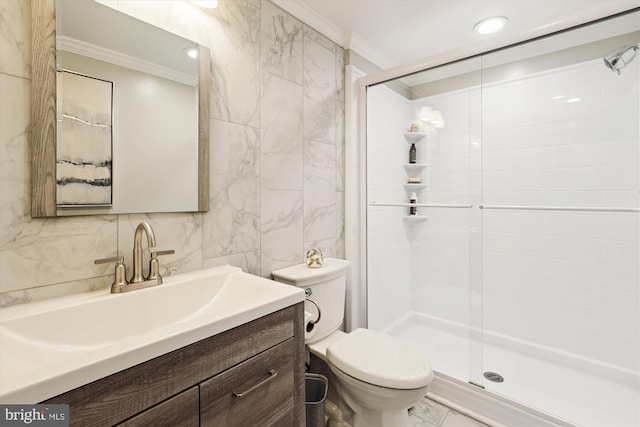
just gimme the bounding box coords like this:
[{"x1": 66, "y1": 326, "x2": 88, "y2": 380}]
[{"x1": 272, "y1": 0, "x2": 640, "y2": 69}]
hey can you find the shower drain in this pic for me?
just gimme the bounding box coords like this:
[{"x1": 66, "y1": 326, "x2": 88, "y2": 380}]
[{"x1": 483, "y1": 371, "x2": 504, "y2": 383}]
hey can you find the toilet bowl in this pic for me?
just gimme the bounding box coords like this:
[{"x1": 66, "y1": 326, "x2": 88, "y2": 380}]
[{"x1": 272, "y1": 258, "x2": 433, "y2": 427}]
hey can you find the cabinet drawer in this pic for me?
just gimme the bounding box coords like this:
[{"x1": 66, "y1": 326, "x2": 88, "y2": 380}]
[
  {"x1": 116, "y1": 387, "x2": 198, "y2": 427},
  {"x1": 200, "y1": 338, "x2": 295, "y2": 427}
]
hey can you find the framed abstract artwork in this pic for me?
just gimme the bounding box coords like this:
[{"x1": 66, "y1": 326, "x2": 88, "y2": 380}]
[{"x1": 56, "y1": 70, "x2": 113, "y2": 206}]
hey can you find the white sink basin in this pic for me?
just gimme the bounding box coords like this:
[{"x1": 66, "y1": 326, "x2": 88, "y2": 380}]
[{"x1": 0, "y1": 265, "x2": 304, "y2": 403}]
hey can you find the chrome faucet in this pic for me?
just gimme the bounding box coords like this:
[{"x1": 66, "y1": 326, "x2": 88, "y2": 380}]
[
  {"x1": 94, "y1": 221, "x2": 174, "y2": 293},
  {"x1": 131, "y1": 222, "x2": 157, "y2": 284}
]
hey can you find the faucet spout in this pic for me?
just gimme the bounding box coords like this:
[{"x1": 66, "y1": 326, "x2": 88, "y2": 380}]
[{"x1": 131, "y1": 222, "x2": 156, "y2": 283}]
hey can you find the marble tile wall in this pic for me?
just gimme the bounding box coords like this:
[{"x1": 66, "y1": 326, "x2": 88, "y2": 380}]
[{"x1": 0, "y1": 0, "x2": 345, "y2": 304}]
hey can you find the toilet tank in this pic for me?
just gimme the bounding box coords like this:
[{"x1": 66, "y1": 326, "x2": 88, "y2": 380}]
[{"x1": 272, "y1": 258, "x2": 350, "y2": 343}]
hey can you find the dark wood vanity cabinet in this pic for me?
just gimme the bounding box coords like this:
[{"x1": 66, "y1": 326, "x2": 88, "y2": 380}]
[
  {"x1": 200, "y1": 338, "x2": 296, "y2": 426},
  {"x1": 43, "y1": 303, "x2": 305, "y2": 427},
  {"x1": 116, "y1": 387, "x2": 199, "y2": 427}
]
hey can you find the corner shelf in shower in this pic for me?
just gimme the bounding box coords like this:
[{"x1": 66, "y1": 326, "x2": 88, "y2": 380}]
[
  {"x1": 403, "y1": 215, "x2": 427, "y2": 222},
  {"x1": 404, "y1": 132, "x2": 426, "y2": 144},
  {"x1": 403, "y1": 163, "x2": 427, "y2": 172},
  {"x1": 404, "y1": 183, "x2": 427, "y2": 192},
  {"x1": 402, "y1": 133, "x2": 427, "y2": 223}
]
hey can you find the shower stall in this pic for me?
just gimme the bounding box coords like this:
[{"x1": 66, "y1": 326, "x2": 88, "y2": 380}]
[{"x1": 362, "y1": 9, "x2": 639, "y2": 427}]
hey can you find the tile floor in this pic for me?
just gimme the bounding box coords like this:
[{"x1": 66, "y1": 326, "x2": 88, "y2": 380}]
[{"x1": 409, "y1": 396, "x2": 489, "y2": 427}]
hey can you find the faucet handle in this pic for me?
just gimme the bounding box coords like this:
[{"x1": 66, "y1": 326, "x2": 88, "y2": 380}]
[
  {"x1": 152, "y1": 250, "x2": 175, "y2": 257},
  {"x1": 95, "y1": 255, "x2": 123, "y2": 265},
  {"x1": 148, "y1": 249, "x2": 175, "y2": 282},
  {"x1": 95, "y1": 256, "x2": 128, "y2": 292}
]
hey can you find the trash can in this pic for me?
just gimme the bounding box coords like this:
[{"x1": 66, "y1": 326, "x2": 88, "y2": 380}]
[{"x1": 305, "y1": 373, "x2": 328, "y2": 427}]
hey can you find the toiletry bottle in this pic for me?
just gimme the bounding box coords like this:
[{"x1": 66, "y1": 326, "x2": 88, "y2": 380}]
[
  {"x1": 409, "y1": 143, "x2": 417, "y2": 164},
  {"x1": 409, "y1": 192, "x2": 417, "y2": 215}
]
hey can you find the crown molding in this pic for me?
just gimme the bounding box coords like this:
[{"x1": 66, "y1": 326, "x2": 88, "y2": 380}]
[
  {"x1": 56, "y1": 36, "x2": 197, "y2": 86},
  {"x1": 271, "y1": 0, "x2": 397, "y2": 69},
  {"x1": 344, "y1": 31, "x2": 397, "y2": 70},
  {"x1": 271, "y1": 0, "x2": 344, "y2": 45}
]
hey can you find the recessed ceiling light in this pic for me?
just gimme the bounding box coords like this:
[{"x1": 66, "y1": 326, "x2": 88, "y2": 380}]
[
  {"x1": 184, "y1": 47, "x2": 198, "y2": 59},
  {"x1": 474, "y1": 16, "x2": 508, "y2": 35}
]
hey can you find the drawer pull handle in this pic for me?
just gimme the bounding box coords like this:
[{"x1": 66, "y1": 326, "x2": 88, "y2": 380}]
[{"x1": 232, "y1": 370, "x2": 278, "y2": 398}]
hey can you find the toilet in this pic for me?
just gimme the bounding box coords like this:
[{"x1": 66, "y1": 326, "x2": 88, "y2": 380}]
[{"x1": 272, "y1": 258, "x2": 433, "y2": 427}]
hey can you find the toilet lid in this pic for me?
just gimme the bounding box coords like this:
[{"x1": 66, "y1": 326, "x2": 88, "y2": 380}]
[{"x1": 326, "y1": 328, "x2": 433, "y2": 389}]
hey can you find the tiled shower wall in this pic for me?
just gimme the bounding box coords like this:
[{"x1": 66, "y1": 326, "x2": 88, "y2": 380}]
[
  {"x1": 366, "y1": 84, "x2": 413, "y2": 330},
  {"x1": 411, "y1": 87, "x2": 479, "y2": 329},
  {"x1": 0, "y1": 0, "x2": 345, "y2": 302},
  {"x1": 479, "y1": 59, "x2": 639, "y2": 371},
  {"x1": 368, "y1": 57, "x2": 639, "y2": 372},
  {"x1": 415, "y1": 58, "x2": 639, "y2": 371}
]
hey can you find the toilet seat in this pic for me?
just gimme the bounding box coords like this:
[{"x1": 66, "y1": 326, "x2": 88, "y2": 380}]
[{"x1": 326, "y1": 328, "x2": 433, "y2": 389}]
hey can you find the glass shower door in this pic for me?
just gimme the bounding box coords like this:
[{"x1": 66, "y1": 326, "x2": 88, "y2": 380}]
[
  {"x1": 478, "y1": 10, "x2": 640, "y2": 425},
  {"x1": 364, "y1": 8, "x2": 639, "y2": 427},
  {"x1": 365, "y1": 57, "x2": 485, "y2": 388}
]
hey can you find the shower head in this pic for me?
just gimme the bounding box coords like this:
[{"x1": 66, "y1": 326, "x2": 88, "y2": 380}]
[{"x1": 603, "y1": 45, "x2": 639, "y2": 75}]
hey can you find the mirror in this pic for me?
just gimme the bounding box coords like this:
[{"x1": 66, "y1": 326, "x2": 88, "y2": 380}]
[{"x1": 31, "y1": 0, "x2": 210, "y2": 217}]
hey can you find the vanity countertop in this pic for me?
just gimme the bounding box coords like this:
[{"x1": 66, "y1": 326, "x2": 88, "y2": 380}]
[{"x1": 0, "y1": 265, "x2": 304, "y2": 403}]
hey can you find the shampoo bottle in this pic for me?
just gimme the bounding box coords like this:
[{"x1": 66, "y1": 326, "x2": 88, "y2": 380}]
[
  {"x1": 409, "y1": 192, "x2": 417, "y2": 215},
  {"x1": 409, "y1": 143, "x2": 417, "y2": 164}
]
